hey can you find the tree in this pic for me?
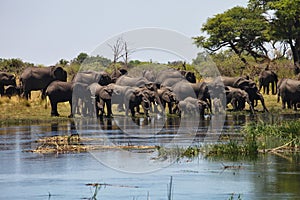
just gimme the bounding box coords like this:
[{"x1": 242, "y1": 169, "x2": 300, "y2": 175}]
[
  {"x1": 257, "y1": 0, "x2": 300, "y2": 73},
  {"x1": 194, "y1": 6, "x2": 271, "y2": 65},
  {"x1": 195, "y1": 0, "x2": 300, "y2": 74},
  {"x1": 108, "y1": 37, "x2": 131, "y2": 68},
  {"x1": 58, "y1": 59, "x2": 69, "y2": 66},
  {"x1": 75, "y1": 52, "x2": 89, "y2": 64}
]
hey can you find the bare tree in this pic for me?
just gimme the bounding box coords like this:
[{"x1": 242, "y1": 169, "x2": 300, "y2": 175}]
[
  {"x1": 108, "y1": 37, "x2": 132, "y2": 69},
  {"x1": 108, "y1": 37, "x2": 124, "y2": 65}
]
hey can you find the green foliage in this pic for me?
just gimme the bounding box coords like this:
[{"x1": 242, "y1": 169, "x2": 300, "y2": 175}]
[
  {"x1": 0, "y1": 58, "x2": 34, "y2": 74},
  {"x1": 243, "y1": 120, "x2": 300, "y2": 150},
  {"x1": 74, "y1": 52, "x2": 88, "y2": 64},
  {"x1": 195, "y1": 0, "x2": 300, "y2": 70},
  {"x1": 194, "y1": 6, "x2": 270, "y2": 63},
  {"x1": 58, "y1": 59, "x2": 69, "y2": 66}
]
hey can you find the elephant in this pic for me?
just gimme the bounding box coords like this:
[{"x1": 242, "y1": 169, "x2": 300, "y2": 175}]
[
  {"x1": 258, "y1": 70, "x2": 278, "y2": 94},
  {"x1": 220, "y1": 76, "x2": 268, "y2": 112},
  {"x1": 72, "y1": 82, "x2": 93, "y2": 117},
  {"x1": 0, "y1": 72, "x2": 16, "y2": 96},
  {"x1": 4, "y1": 85, "x2": 21, "y2": 98},
  {"x1": 171, "y1": 81, "x2": 211, "y2": 110},
  {"x1": 94, "y1": 84, "x2": 114, "y2": 118},
  {"x1": 115, "y1": 75, "x2": 151, "y2": 88},
  {"x1": 115, "y1": 75, "x2": 163, "y2": 113},
  {"x1": 111, "y1": 84, "x2": 151, "y2": 117},
  {"x1": 277, "y1": 78, "x2": 300, "y2": 110},
  {"x1": 142, "y1": 69, "x2": 156, "y2": 82},
  {"x1": 20, "y1": 66, "x2": 67, "y2": 99},
  {"x1": 277, "y1": 78, "x2": 290, "y2": 109},
  {"x1": 177, "y1": 97, "x2": 208, "y2": 118},
  {"x1": 225, "y1": 86, "x2": 254, "y2": 113},
  {"x1": 45, "y1": 80, "x2": 73, "y2": 117},
  {"x1": 110, "y1": 68, "x2": 128, "y2": 83},
  {"x1": 157, "y1": 87, "x2": 178, "y2": 114},
  {"x1": 156, "y1": 68, "x2": 196, "y2": 86},
  {"x1": 72, "y1": 70, "x2": 112, "y2": 86}
]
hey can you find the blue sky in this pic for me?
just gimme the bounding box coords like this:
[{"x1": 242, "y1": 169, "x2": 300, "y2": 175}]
[{"x1": 0, "y1": 0, "x2": 248, "y2": 65}]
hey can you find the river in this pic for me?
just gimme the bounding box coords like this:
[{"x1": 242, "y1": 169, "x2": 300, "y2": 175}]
[{"x1": 0, "y1": 114, "x2": 300, "y2": 199}]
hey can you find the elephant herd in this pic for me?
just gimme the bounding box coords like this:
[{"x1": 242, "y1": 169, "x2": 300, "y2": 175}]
[{"x1": 1, "y1": 65, "x2": 300, "y2": 118}]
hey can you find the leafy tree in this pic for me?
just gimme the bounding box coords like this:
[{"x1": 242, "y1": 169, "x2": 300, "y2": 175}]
[
  {"x1": 195, "y1": 0, "x2": 300, "y2": 74},
  {"x1": 58, "y1": 59, "x2": 69, "y2": 66},
  {"x1": 250, "y1": 0, "x2": 300, "y2": 73},
  {"x1": 0, "y1": 58, "x2": 33, "y2": 74},
  {"x1": 194, "y1": 6, "x2": 270, "y2": 65},
  {"x1": 75, "y1": 52, "x2": 89, "y2": 64}
]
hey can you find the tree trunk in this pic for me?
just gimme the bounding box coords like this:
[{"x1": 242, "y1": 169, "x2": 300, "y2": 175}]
[{"x1": 288, "y1": 38, "x2": 300, "y2": 74}]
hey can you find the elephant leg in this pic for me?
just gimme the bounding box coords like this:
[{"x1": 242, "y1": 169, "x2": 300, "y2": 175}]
[
  {"x1": 50, "y1": 101, "x2": 59, "y2": 116},
  {"x1": 167, "y1": 102, "x2": 173, "y2": 114},
  {"x1": 293, "y1": 103, "x2": 298, "y2": 111},
  {"x1": 41, "y1": 89, "x2": 47, "y2": 100},
  {"x1": 98, "y1": 99, "x2": 105, "y2": 117},
  {"x1": 259, "y1": 96, "x2": 269, "y2": 112},
  {"x1": 124, "y1": 103, "x2": 130, "y2": 116},
  {"x1": 23, "y1": 90, "x2": 30, "y2": 100},
  {"x1": 287, "y1": 100, "x2": 292, "y2": 109},
  {"x1": 230, "y1": 97, "x2": 239, "y2": 111},
  {"x1": 136, "y1": 105, "x2": 141, "y2": 114},
  {"x1": 130, "y1": 106, "x2": 135, "y2": 117},
  {"x1": 173, "y1": 104, "x2": 179, "y2": 115},
  {"x1": 281, "y1": 98, "x2": 286, "y2": 109},
  {"x1": 153, "y1": 103, "x2": 159, "y2": 113},
  {"x1": 0, "y1": 85, "x2": 4, "y2": 96},
  {"x1": 68, "y1": 100, "x2": 73, "y2": 118},
  {"x1": 106, "y1": 100, "x2": 112, "y2": 118}
]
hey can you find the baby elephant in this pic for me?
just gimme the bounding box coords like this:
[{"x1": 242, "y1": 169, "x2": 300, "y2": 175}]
[
  {"x1": 177, "y1": 97, "x2": 208, "y2": 118},
  {"x1": 46, "y1": 81, "x2": 73, "y2": 117},
  {"x1": 225, "y1": 86, "x2": 254, "y2": 113},
  {"x1": 4, "y1": 85, "x2": 21, "y2": 98}
]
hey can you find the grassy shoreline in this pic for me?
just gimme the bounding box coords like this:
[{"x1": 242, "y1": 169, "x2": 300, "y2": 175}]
[{"x1": 1, "y1": 92, "x2": 300, "y2": 156}]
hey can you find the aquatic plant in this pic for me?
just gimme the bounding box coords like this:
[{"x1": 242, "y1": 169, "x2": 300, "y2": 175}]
[{"x1": 243, "y1": 120, "x2": 300, "y2": 152}]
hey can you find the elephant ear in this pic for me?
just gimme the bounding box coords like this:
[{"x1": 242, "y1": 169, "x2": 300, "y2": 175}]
[
  {"x1": 162, "y1": 92, "x2": 171, "y2": 102},
  {"x1": 98, "y1": 72, "x2": 112, "y2": 86},
  {"x1": 52, "y1": 66, "x2": 67, "y2": 81},
  {"x1": 119, "y1": 68, "x2": 128, "y2": 75},
  {"x1": 186, "y1": 72, "x2": 196, "y2": 83}
]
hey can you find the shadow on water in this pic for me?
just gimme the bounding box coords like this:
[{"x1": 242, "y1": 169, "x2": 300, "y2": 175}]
[{"x1": 0, "y1": 113, "x2": 300, "y2": 199}]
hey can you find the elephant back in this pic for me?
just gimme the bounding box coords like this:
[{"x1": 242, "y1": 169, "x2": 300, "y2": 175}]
[
  {"x1": 285, "y1": 79, "x2": 300, "y2": 93},
  {"x1": 20, "y1": 66, "x2": 67, "y2": 92},
  {"x1": 72, "y1": 71, "x2": 111, "y2": 86},
  {"x1": 0, "y1": 72, "x2": 16, "y2": 86}
]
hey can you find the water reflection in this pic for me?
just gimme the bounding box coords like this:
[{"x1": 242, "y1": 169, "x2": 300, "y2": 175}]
[{"x1": 0, "y1": 113, "x2": 300, "y2": 199}]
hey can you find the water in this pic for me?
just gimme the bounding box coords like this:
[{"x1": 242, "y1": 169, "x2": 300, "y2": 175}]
[{"x1": 0, "y1": 114, "x2": 300, "y2": 199}]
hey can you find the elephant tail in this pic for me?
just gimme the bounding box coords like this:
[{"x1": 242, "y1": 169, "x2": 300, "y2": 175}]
[{"x1": 277, "y1": 89, "x2": 280, "y2": 103}]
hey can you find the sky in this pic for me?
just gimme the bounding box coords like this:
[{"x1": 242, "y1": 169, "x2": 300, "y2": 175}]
[{"x1": 0, "y1": 0, "x2": 248, "y2": 65}]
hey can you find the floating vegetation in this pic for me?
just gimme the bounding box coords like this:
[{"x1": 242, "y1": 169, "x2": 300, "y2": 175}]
[
  {"x1": 154, "y1": 146, "x2": 202, "y2": 161},
  {"x1": 28, "y1": 135, "x2": 156, "y2": 154}
]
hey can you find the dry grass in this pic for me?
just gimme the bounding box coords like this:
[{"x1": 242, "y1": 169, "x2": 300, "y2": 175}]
[{"x1": 28, "y1": 135, "x2": 156, "y2": 154}]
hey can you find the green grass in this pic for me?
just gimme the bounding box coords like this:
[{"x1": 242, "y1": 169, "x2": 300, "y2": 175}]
[{"x1": 0, "y1": 91, "x2": 71, "y2": 127}]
